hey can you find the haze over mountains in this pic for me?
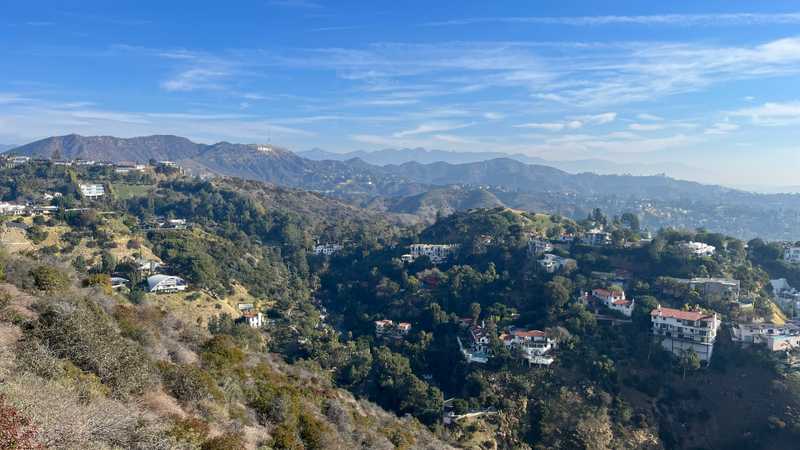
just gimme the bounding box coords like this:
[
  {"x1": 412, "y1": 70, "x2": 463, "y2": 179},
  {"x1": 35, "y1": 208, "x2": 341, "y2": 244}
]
[
  {"x1": 9, "y1": 134, "x2": 800, "y2": 240},
  {"x1": 299, "y1": 147, "x2": 708, "y2": 182}
]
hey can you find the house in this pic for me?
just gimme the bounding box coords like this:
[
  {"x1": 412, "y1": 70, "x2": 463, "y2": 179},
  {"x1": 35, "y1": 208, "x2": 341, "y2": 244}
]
[
  {"x1": 135, "y1": 259, "x2": 163, "y2": 274},
  {"x1": 662, "y1": 277, "x2": 741, "y2": 303},
  {"x1": 0, "y1": 202, "x2": 27, "y2": 216},
  {"x1": 651, "y1": 305, "x2": 721, "y2": 362},
  {"x1": 771, "y1": 279, "x2": 800, "y2": 316},
  {"x1": 592, "y1": 288, "x2": 635, "y2": 317},
  {"x1": 500, "y1": 328, "x2": 556, "y2": 366},
  {"x1": 314, "y1": 243, "x2": 343, "y2": 256},
  {"x1": 458, "y1": 322, "x2": 490, "y2": 364},
  {"x1": 408, "y1": 244, "x2": 458, "y2": 264},
  {"x1": 538, "y1": 253, "x2": 576, "y2": 274},
  {"x1": 6, "y1": 156, "x2": 30, "y2": 166},
  {"x1": 110, "y1": 277, "x2": 129, "y2": 289},
  {"x1": 528, "y1": 238, "x2": 553, "y2": 256},
  {"x1": 732, "y1": 322, "x2": 800, "y2": 351},
  {"x1": 785, "y1": 247, "x2": 800, "y2": 264},
  {"x1": 79, "y1": 184, "x2": 105, "y2": 199},
  {"x1": 147, "y1": 274, "x2": 188, "y2": 293},
  {"x1": 113, "y1": 164, "x2": 146, "y2": 175},
  {"x1": 582, "y1": 228, "x2": 611, "y2": 246},
  {"x1": 679, "y1": 241, "x2": 716, "y2": 257},
  {"x1": 374, "y1": 319, "x2": 394, "y2": 336},
  {"x1": 400, "y1": 254, "x2": 415, "y2": 263},
  {"x1": 374, "y1": 319, "x2": 412, "y2": 338},
  {"x1": 238, "y1": 309, "x2": 264, "y2": 329},
  {"x1": 158, "y1": 160, "x2": 178, "y2": 168}
]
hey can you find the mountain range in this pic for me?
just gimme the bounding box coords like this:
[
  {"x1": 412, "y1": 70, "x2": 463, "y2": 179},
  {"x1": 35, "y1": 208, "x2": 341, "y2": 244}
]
[
  {"x1": 9, "y1": 134, "x2": 800, "y2": 239},
  {"x1": 298, "y1": 147, "x2": 710, "y2": 182}
]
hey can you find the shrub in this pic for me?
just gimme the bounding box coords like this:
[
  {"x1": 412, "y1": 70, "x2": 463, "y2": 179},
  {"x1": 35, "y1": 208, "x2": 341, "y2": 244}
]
[
  {"x1": 84, "y1": 273, "x2": 112, "y2": 294},
  {"x1": 26, "y1": 298, "x2": 156, "y2": 398},
  {"x1": 30, "y1": 265, "x2": 69, "y2": 292},
  {"x1": 0, "y1": 395, "x2": 44, "y2": 449},
  {"x1": 200, "y1": 432, "x2": 245, "y2": 450},
  {"x1": 167, "y1": 416, "x2": 209, "y2": 447},
  {"x1": 26, "y1": 226, "x2": 48, "y2": 245},
  {"x1": 158, "y1": 361, "x2": 219, "y2": 403},
  {"x1": 200, "y1": 335, "x2": 245, "y2": 372}
]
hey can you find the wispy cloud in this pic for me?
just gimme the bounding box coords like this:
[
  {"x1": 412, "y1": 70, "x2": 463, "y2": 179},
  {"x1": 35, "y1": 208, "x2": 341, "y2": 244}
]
[
  {"x1": 424, "y1": 13, "x2": 800, "y2": 27},
  {"x1": 730, "y1": 101, "x2": 800, "y2": 126},
  {"x1": 393, "y1": 122, "x2": 473, "y2": 137},
  {"x1": 514, "y1": 112, "x2": 615, "y2": 131},
  {"x1": 637, "y1": 113, "x2": 664, "y2": 121},
  {"x1": 704, "y1": 122, "x2": 739, "y2": 135}
]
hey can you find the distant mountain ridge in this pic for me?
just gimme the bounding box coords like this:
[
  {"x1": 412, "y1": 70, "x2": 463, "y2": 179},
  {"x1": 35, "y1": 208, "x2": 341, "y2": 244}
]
[
  {"x1": 12, "y1": 134, "x2": 800, "y2": 240},
  {"x1": 298, "y1": 147, "x2": 707, "y2": 181}
]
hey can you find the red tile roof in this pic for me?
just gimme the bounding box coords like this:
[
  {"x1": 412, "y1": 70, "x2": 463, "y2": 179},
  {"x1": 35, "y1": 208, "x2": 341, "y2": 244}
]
[
  {"x1": 511, "y1": 329, "x2": 546, "y2": 338},
  {"x1": 651, "y1": 306, "x2": 713, "y2": 321}
]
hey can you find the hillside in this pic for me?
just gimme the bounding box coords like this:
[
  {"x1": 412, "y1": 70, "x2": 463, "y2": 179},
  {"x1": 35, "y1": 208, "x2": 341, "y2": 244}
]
[{"x1": 10, "y1": 134, "x2": 800, "y2": 240}]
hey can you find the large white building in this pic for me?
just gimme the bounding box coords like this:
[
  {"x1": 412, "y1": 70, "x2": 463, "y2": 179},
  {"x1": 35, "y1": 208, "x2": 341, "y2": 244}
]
[
  {"x1": 407, "y1": 244, "x2": 458, "y2": 264},
  {"x1": 79, "y1": 183, "x2": 105, "y2": 199},
  {"x1": 592, "y1": 288, "x2": 635, "y2": 317},
  {"x1": 651, "y1": 305, "x2": 721, "y2": 362},
  {"x1": 680, "y1": 241, "x2": 716, "y2": 257},
  {"x1": 582, "y1": 228, "x2": 611, "y2": 247},
  {"x1": 147, "y1": 274, "x2": 188, "y2": 293}
]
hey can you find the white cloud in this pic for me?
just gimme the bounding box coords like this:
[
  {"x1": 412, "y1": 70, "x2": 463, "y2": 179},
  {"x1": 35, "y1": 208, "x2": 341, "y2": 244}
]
[
  {"x1": 637, "y1": 113, "x2": 663, "y2": 121},
  {"x1": 514, "y1": 122, "x2": 571, "y2": 131},
  {"x1": 704, "y1": 122, "x2": 739, "y2": 135},
  {"x1": 393, "y1": 122, "x2": 473, "y2": 137},
  {"x1": 573, "y1": 112, "x2": 616, "y2": 125},
  {"x1": 425, "y1": 13, "x2": 800, "y2": 27},
  {"x1": 730, "y1": 101, "x2": 800, "y2": 126},
  {"x1": 629, "y1": 123, "x2": 666, "y2": 131},
  {"x1": 483, "y1": 112, "x2": 505, "y2": 120}
]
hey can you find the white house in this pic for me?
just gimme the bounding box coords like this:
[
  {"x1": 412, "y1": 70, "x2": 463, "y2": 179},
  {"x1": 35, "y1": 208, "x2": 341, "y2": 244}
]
[
  {"x1": 239, "y1": 309, "x2": 264, "y2": 328},
  {"x1": 785, "y1": 247, "x2": 800, "y2": 264},
  {"x1": 500, "y1": 328, "x2": 556, "y2": 366},
  {"x1": 592, "y1": 288, "x2": 635, "y2": 317},
  {"x1": 582, "y1": 228, "x2": 611, "y2": 246},
  {"x1": 79, "y1": 183, "x2": 105, "y2": 199},
  {"x1": 538, "y1": 253, "x2": 576, "y2": 274},
  {"x1": 136, "y1": 258, "x2": 163, "y2": 274},
  {"x1": 408, "y1": 244, "x2": 458, "y2": 264},
  {"x1": 147, "y1": 274, "x2": 188, "y2": 293},
  {"x1": 458, "y1": 322, "x2": 490, "y2": 364},
  {"x1": 651, "y1": 305, "x2": 721, "y2": 362},
  {"x1": 732, "y1": 322, "x2": 800, "y2": 351},
  {"x1": 0, "y1": 202, "x2": 27, "y2": 216},
  {"x1": 314, "y1": 243, "x2": 343, "y2": 256},
  {"x1": 7, "y1": 156, "x2": 30, "y2": 166},
  {"x1": 528, "y1": 238, "x2": 553, "y2": 256},
  {"x1": 680, "y1": 241, "x2": 716, "y2": 257}
]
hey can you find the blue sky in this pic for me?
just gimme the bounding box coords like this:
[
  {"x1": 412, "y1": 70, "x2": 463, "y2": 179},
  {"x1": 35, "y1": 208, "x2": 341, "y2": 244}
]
[{"x1": 2, "y1": 1, "x2": 800, "y2": 185}]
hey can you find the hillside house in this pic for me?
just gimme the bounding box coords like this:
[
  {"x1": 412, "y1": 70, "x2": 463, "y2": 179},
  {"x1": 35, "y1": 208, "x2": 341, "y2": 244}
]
[
  {"x1": 662, "y1": 277, "x2": 741, "y2": 303},
  {"x1": 147, "y1": 274, "x2": 188, "y2": 293},
  {"x1": 651, "y1": 305, "x2": 721, "y2": 362},
  {"x1": 0, "y1": 202, "x2": 27, "y2": 216},
  {"x1": 582, "y1": 228, "x2": 611, "y2": 246},
  {"x1": 538, "y1": 253, "x2": 576, "y2": 274},
  {"x1": 500, "y1": 328, "x2": 556, "y2": 366},
  {"x1": 771, "y1": 279, "x2": 800, "y2": 316},
  {"x1": 237, "y1": 309, "x2": 264, "y2": 329},
  {"x1": 680, "y1": 241, "x2": 716, "y2": 257},
  {"x1": 592, "y1": 288, "x2": 635, "y2": 317},
  {"x1": 6, "y1": 156, "x2": 30, "y2": 167},
  {"x1": 785, "y1": 247, "x2": 800, "y2": 264},
  {"x1": 458, "y1": 322, "x2": 490, "y2": 364},
  {"x1": 314, "y1": 243, "x2": 343, "y2": 256},
  {"x1": 732, "y1": 322, "x2": 800, "y2": 352},
  {"x1": 408, "y1": 244, "x2": 458, "y2": 264},
  {"x1": 528, "y1": 238, "x2": 553, "y2": 256},
  {"x1": 79, "y1": 183, "x2": 105, "y2": 199},
  {"x1": 374, "y1": 319, "x2": 411, "y2": 338}
]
